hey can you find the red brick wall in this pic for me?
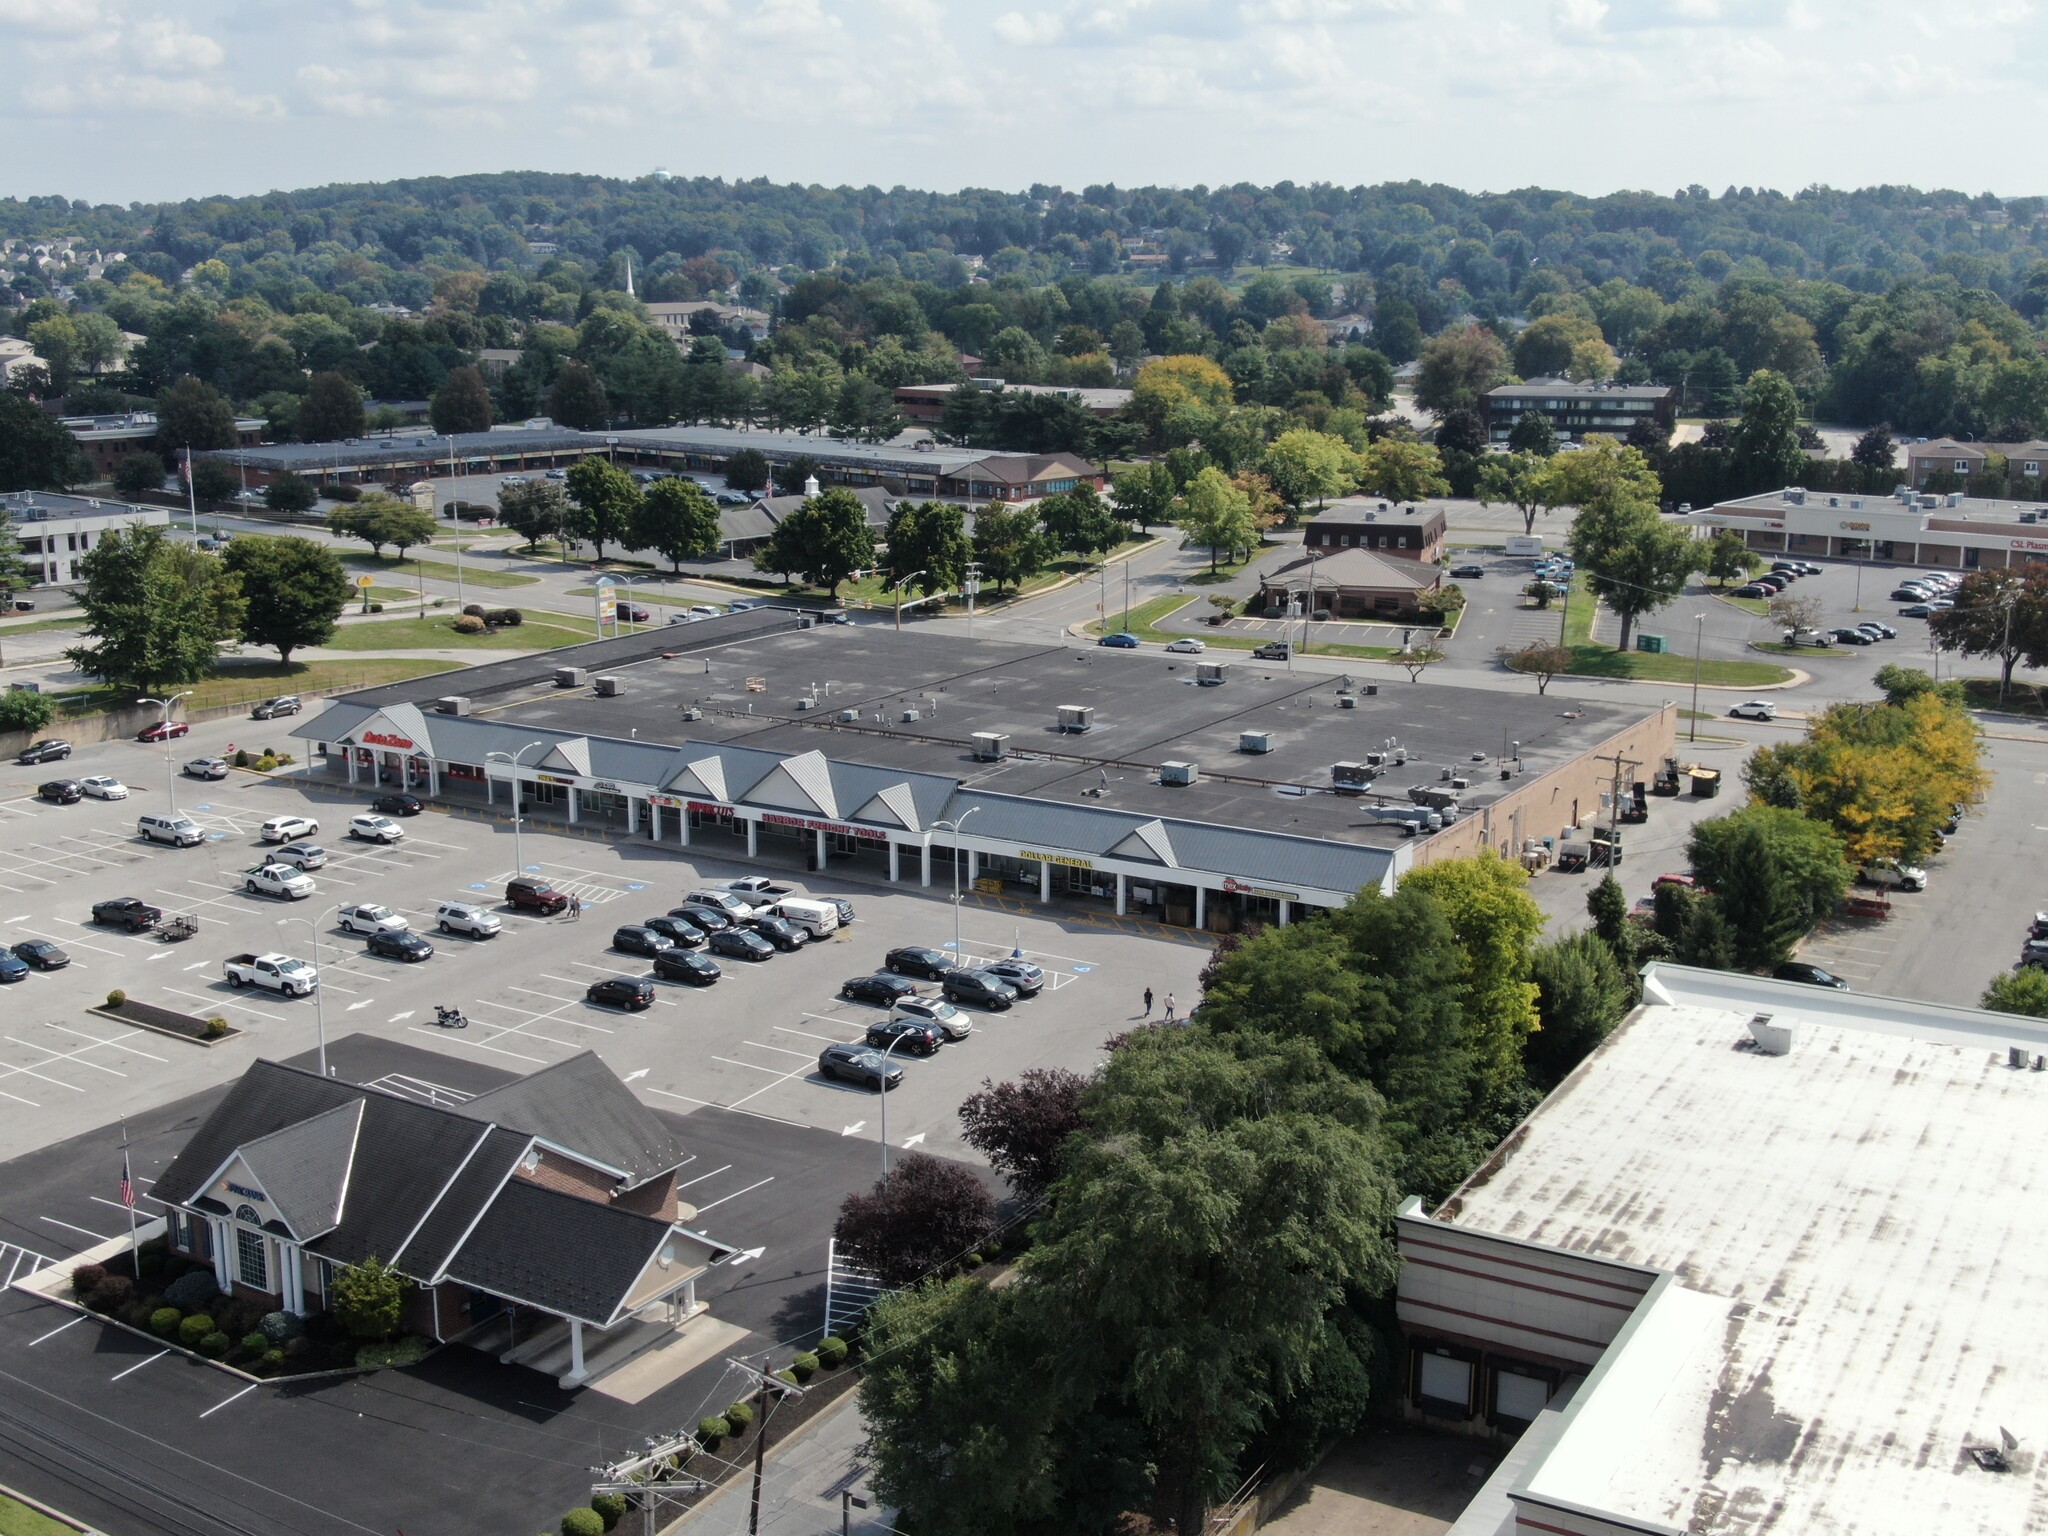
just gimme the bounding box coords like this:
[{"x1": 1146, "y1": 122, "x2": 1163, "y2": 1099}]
[
  {"x1": 516, "y1": 1149, "x2": 615, "y2": 1203},
  {"x1": 612, "y1": 1172, "x2": 679, "y2": 1221}
]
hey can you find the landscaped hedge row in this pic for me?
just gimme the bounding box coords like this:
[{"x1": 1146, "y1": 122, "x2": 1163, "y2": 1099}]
[{"x1": 72, "y1": 1242, "x2": 353, "y2": 1375}]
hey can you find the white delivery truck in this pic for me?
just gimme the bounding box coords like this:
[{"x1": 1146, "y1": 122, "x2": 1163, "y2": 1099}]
[
  {"x1": 1504, "y1": 534, "x2": 1545, "y2": 558},
  {"x1": 770, "y1": 897, "x2": 841, "y2": 939}
]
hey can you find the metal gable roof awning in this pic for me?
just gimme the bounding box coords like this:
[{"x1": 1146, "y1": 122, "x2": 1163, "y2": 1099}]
[
  {"x1": 540, "y1": 738, "x2": 593, "y2": 777},
  {"x1": 740, "y1": 748, "x2": 839, "y2": 818}
]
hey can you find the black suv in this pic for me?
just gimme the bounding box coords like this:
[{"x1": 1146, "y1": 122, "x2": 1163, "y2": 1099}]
[
  {"x1": 885, "y1": 946, "x2": 954, "y2": 980},
  {"x1": 91, "y1": 897, "x2": 162, "y2": 932},
  {"x1": 742, "y1": 915, "x2": 806, "y2": 951},
  {"x1": 943, "y1": 968, "x2": 1020, "y2": 1010},
  {"x1": 670, "y1": 903, "x2": 732, "y2": 932},
  {"x1": 613, "y1": 924, "x2": 674, "y2": 958},
  {"x1": 653, "y1": 950, "x2": 721, "y2": 986},
  {"x1": 1772, "y1": 961, "x2": 1849, "y2": 990},
  {"x1": 365, "y1": 929, "x2": 434, "y2": 963},
  {"x1": 818, "y1": 1043, "x2": 902, "y2": 1091},
  {"x1": 587, "y1": 976, "x2": 655, "y2": 1010},
  {"x1": 863, "y1": 1018, "x2": 943, "y2": 1056},
  {"x1": 38, "y1": 779, "x2": 82, "y2": 804},
  {"x1": 506, "y1": 877, "x2": 571, "y2": 915},
  {"x1": 17, "y1": 740, "x2": 71, "y2": 766},
  {"x1": 839, "y1": 973, "x2": 922, "y2": 1007},
  {"x1": 644, "y1": 915, "x2": 706, "y2": 947},
  {"x1": 372, "y1": 793, "x2": 424, "y2": 816}
]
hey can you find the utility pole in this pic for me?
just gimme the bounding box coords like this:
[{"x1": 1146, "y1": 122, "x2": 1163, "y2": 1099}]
[
  {"x1": 1600, "y1": 750, "x2": 1641, "y2": 865},
  {"x1": 2000, "y1": 585, "x2": 2017, "y2": 706},
  {"x1": 964, "y1": 560, "x2": 981, "y2": 636},
  {"x1": 722, "y1": 1355, "x2": 806, "y2": 1535},
  {"x1": 1688, "y1": 612, "x2": 1706, "y2": 744}
]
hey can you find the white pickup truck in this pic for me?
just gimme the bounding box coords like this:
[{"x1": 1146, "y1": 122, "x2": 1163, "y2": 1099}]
[
  {"x1": 223, "y1": 952, "x2": 320, "y2": 995},
  {"x1": 243, "y1": 862, "x2": 314, "y2": 900}
]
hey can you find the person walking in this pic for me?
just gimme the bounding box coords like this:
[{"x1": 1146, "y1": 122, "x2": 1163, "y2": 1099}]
[
  {"x1": 1143, "y1": 987, "x2": 1154, "y2": 1016},
  {"x1": 1163, "y1": 993, "x2": 1176, "y2": 1024},
  {"x1": 568, "y1": 893, "x2": 583, "y2": 921}
]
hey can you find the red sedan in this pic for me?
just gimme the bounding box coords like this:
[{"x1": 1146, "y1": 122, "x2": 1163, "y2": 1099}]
[{"x1": 137, "y1": 720, "x2": 190, "y2": 742}]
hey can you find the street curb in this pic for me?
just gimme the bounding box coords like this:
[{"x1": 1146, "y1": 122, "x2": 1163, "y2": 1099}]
[{"x1": 0, "y1": 1480, "x2": 100, "y2": 1534}]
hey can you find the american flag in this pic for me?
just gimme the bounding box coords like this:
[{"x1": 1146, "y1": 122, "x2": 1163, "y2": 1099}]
[{"x1": 119, "y1": 1146, "x2": 135, "y2": 1209}]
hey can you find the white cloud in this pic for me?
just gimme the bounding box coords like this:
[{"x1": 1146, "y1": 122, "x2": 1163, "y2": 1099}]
[
  {"x1": 1555, "y1": 0, "x2": 1607, "y2": 33},
  {"x1": 0, "y1": 0, "x2": 101, "y2": 33},
  {"x1": 994, "y1": 9, "x2": 1066, "y2": 43}
]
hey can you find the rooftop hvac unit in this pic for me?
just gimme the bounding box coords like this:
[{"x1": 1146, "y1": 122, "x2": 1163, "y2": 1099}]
[
  {"x1": 797, "y1": 613, "x2": 816, "y2": 629},
  {"x1": 1332, "y1": 761, "x2": 1376, "y2": 793},
  {"x1": 1160, "y1": 760, "x2": 1199, "y2": 786},
  {"x1": 593, "y1": 675, "x2": 621, "y2": 697},
  {"x1": 1949, "y1": 491, "x2": 1965, "y2": 508},
  {"x1": 972, "y1": 731, "x2": 1010, "y2": 761},
  {"x1": 796, "y1": 697, "x2": 814, "y2": 711},
  {"x1": 1747, "y1": 1013, "x2": 1798, "y2": 1055},
  {"x1": 837, "y1": 708, "x2": 858, "y2": 722},
  {"x1": 680, "y1": 707, "x2": 703, "y2": 721},
  {"x1": 1239, "y1": 730, "x2": 1274, "y2": 754},
  {"x1": 1057, "y1": 704, "x2": 1094, "y2": 734},
  {"x1": 1450, "y1": 776, "x2": 1471, "y2": 791},
  {"x1": 435, "y1": 696, "x2": 470, "y2": 715},
  {"x1": 1339, "y1": 694, "x2": 1358, "y2": 709},
  {"x1": 900, "y1": 707, "x2": 920, "y2": 723},
  {"x1": 1195, "y1": 661, "x2": 1227, "y2": 687},
  {"x1": 554, "y1": 667, "x2": 585, "y2": 688}
]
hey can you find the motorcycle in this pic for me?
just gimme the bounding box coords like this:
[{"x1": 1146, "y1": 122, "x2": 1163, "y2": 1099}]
[{"x1": 433, "y1": 1004, "x2": 469, "y2": 1030}]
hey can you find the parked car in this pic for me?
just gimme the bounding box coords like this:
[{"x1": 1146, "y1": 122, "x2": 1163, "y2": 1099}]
[
  {"x1": 1251, "y1": 640, "x2": 1292, "y2": 661},
  {"x1": 1829, "y1": 627, "x2": 1875, "y2": 645},
  {"x1": 652, "y1": 949, "x2": 721, "y2": 986},
  {"x1": 1450, "y1": 563, "x2": 1486, "y2": 579},
  {"x1": 644, "y1": 915, "x2": 706, "y2": 947},
  {"x1": 250, "y1": 696, "x2": 302, "y2": 720},
  {"x1": 78, "y1": 775, "x2": 128, "y2": 800},
  {"x1": 1774, "y1": 961, "x2": 1849, "y2": 990},
  {"x1": 16, "y1": 739, "x2": 71, "y2": 765},
  {"x1": 1097, "y1": 631, "x2": 1141, "y2": 648},
  {"x1": 814, "y1": 895, "x2": 857, "y2": 926},
  {"x1": 1899, "y1": 603, "x2": 1938, "y2": 618},
  {"x1": 980, "y1": 959, "x2": 1045, "y2": 997},
  {"x1": 891, "y1": 994, "x2": 974, "y2": 1040},
  {"x1": 507, "y1": 876, "x2": 571, "y2": 915},
  {"x1": 617, "y1": 601, "x2": 653, "y2": 623},
  {"x1": 885, "y1": 945, "x2": 955, "y2": 980},
  {"x1": 365, "y1": 929, "x2": 434, "y2": 962},
  {"x1": 434, "y1": 900, "x2": 502, "y2": 938},
  {"x1": 371, "y1": 793, "x2": 423, "y2": 816},
  {"x1": 709, "y1": 927, "x2": 775, "y2": 961},
  {"x1": 185, "y1": 756, "x2": 230, "y2": 780},
  {"x1": 684, "y1": 888, "x2": 759, "y2": 919},
  {"x1": 586, "y1": 976, "x2": 655, "y2": 1011},
  {"x1": 720, "y1": 876, "x2": 793, "y2": 897},
  {"x1": 1891, "y1": 587, "x2": 1932, "y2": 602},
  {"x1": 1859, "y1": 620, "x2": 1898, "y2": 639},
  {"x1": 0, "y1": 950, "x2": 26, "y2": 983},
  {"x1": 1732, "y1": 584, "x2": 1771, "y2": 599},
  {"x1": 817, "y1": 1043, "x2": 902, "y2": 1091},
  {"x1": 688, "y1": 604, "x2": 723, "y2": 619},
  {"x1": 1163, "y1": 637, "x2": 1206, "y2": 654},
  {"x1": 670, "y1": 902, "x2": 732, "y2": 932},
  {"x1": 273, "y1": 842, "x2": 326, "y2": 871},
  {"x1": 137, "y1": 719, "x2": 190, "y2": 742},
  {"x1": 91, "y1": 897, "x2": 162, "y2": 933},
  {"x1": 1728, "y1": 700, "x2": 1778, "y2": 721},
  {"x1": 38, "y1": 779, "x2": 82, "y2": 804},
  {"x1": 137, "y1": 813, "x2": 205, "y2": 847},
  {"x1": 12, "y1": 938, "x2": 70, "y2": 970},
  {"x1": 942, "y1": 968, "x2": 1020, "y2": 1010},
  {"x1": 742, "y1": 914, "x2": 806, "y2": 951},
  {"x1": 1861, "y1": 859, "x2": 1928, "y2": 892},
  {"x1": 260, "y1": 815, "x2": 318, "y2": 843},
  {"x1": 840, "y1": 973, "x2": 923, "y2": 1007},
  {"x1": 244, "y1": 863, "x2": 315, "y2": 900},
  {"x1": 612, "y1": 924, "x2": 675, "y2": 958},
  {"x1": 338, "y1": 903, "x2": 410, "y2": 935},
  {"x1": 348, "y1": 813, "x2": 405, "y2": 844},
  {"x1": 863, "y1": 1018, "x2": 943, "y2": 1056}
]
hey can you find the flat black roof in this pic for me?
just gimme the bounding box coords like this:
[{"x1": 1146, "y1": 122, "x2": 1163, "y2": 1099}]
[{"x1": 361, "y1": 624, "x2": 1652, "y2": 850}]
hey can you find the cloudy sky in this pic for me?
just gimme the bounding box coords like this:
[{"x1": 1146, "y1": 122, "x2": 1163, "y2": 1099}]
[{"x1": 3, "y1": 0, "x2": 2039, "y2": 204}]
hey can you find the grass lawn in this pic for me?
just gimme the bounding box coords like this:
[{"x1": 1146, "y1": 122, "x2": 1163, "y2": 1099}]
[
  {"x1": 0, "y1": 1492, "x2": 74, "y2": 1536},
  {"x1": 1561, "y1": 592, "x2": 1793, "y2": 686},
  {"x1": 1715, "y1": 592, "x2": 1771, "y2": 616},
  {"x1": 566, "y1": 585, "x2": 704, "y2": 608},
  {"x1": 1086, "y1": 594, "x2": 1404, "y2": 660},
  {"x1": 52, "y1": 657, "x2": 457, "y2": 719},
  {"x1": 341, "y1": 552, "x2": 538, "y2": 590},
  {"x1": 320, "y1": 612, "x2": 598, "y2": 652},
  {"x1": 1184, "y1": 546, "x2": 1265, "y2": 586},
  {"x1": 1961, "y1": 677, "x2": 2048, "y2": 716},
  {"x1": 0, "y1": 614, "x2": 88, "y2": 638}
]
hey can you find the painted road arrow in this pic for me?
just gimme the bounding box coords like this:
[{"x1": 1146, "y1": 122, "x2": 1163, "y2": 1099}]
[
  {"x1": 387, "y1": 1010, "x2": 416, "y2": 1023},
  {"x1": 347, "y1": 1000, "x2": 371, "y2": 1011},
  {"x1": 624, "y1": 1069, "x2": 649, "y2": 1082},
  {"x1": 901, "y1": 1132, "x2": 927, "y2": 1148},
  {"x1": 841, "y1": 1121, "x2": 866, "y2": 1136},
  {"x1": 730, "y1": 1247, "x2": 766, "y2": 1265}
]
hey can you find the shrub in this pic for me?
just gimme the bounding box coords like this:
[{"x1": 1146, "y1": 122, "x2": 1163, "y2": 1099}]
[
  {"x1": 589, "y1": 1492, "x2": 627, "y2": 1531},
  {"x1": 789, "y1": 1351, "x2": 818, "y2": 1382},
  {"x1": 88, "y1": 1275, "x2": 134, "y2": 1314},
  {"x1": 816, "y1": 1336, "x2": 848, "y2": 1369},
  {"x1": 136, "y1": 1249, "x2": 165, "y2": 1282},
  {"x1": 353, "y1": 1336, "x2": 430, "y2": 1368},
  {"x1": 461, "y1": 603, "x2": 487, "y2": 618},
  {"x1": 205, "y1": 1017, "x2": 229, "y2": 1038},
  {"x1": 198, "y1": 1330, "x2": 230, "y2": 1357},
  {"x1": 259, "y1": 1310, "x2": 302, "y2": 1345},
  {"x1": 163, "y1": 1270, "x2": 220, "y2": 1311},
  {"x1": 179, "y1": 1313, "x2": 216, "y2": 1348},
  {"x1": 452, "y1": 615, "x2": 487, "y2": 634},
  {"x1": 238, "y1": 1330, "x2": 268, "y2": 1356},
  {"x1": 561, "y1": 1509, "x2": 605, "y2": 1536},
  {"x1": 233, "y1": 748, "x2": 251, "y2": 766},
  {"x1": 332, "y1": 1256, "x2": 407, "y2": 1339},
  {"x1": 486, "y1": 607, "x2": 523, "y2": 627},
  {"x1": 105, "y1": 989, "x2": 127, "y2": 1007},
  {"x1": 773, "y1": 1368, "x2": 797, "y2": 1386},
  {"x1": 71, "y1": 1262, "x2": 106, "y2": 1297},
  {"x1": 255, "y1": 755, "x2": 278, "y2": 771},
  {"x1": 119, "y1": 1300, "x2": 155, "y2": 1329},
  {"x1": 368, "y1": 602, "x2": 384, "y2": 613},
  {"x1": 281, "y1": 1335, "x2": 313, "y2": 1360},
  {"x1": 324, "y1": 483, "x2": 362, "y2": 503},
  {"x1": 724, "y1": 1399, "x2": 755, "y2": 1430},
  {"x1": 150, "y1": 1307, "x2": 181, "y2": 1337},
  {"x1": 260, "y1": 1349, "x2": 285, "y2": 1373},
  {"x1": 696, "y1": 1416, "x2": 730, "y2": 1445}
]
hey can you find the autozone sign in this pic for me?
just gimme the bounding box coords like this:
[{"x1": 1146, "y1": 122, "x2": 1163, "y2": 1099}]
[{"x1": 361, "y1": 729, "x2": 417, "y2": 750}]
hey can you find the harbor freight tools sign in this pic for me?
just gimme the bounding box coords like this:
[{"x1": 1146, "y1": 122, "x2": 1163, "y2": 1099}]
[{"x1": 763, "y1": 812, "x2": 862, "y2": 837}]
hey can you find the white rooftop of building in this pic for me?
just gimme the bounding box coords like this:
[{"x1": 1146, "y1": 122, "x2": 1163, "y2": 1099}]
[{"x1": 1443, "y1": 964, "x2": 2048, "y2": 1536}]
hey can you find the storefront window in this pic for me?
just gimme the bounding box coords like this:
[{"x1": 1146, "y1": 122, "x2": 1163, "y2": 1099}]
[{"x1": 237, "y1": 1228, "x2": 268, "y2": 1290}]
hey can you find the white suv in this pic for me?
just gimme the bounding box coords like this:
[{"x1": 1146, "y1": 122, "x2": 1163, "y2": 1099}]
[
  {"x1": 434, "y1": 901, "x2": 502, "y2": 938},
  {"x1": 261, "y1": 814, "x2": 319, "y2": 843},
  {"x1": 349, "y1": 813, "x2": 404, "y2": 844}
]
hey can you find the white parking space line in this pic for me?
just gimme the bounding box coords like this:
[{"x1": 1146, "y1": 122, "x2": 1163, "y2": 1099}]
[
  {"x1": 91, "y1": 1192, "x2": 164, "y2": 1214},
  {"x1": 739, "y1": 1041, "x2": 812, "y2": 1060},
  {"x1": 406, "y1": 1026, "x2": 547, "y2": 1065},
  {"x1": 199, "y1": 1383, "x2": 259, "y2": 1418},
  {"x1": 164, "y1": 986, "x2": 286, "y2": 1022},
  {"x1": 677, "y1": 1163, "x2": 734, "y2": 1189},
  {"x1": 22, "y1": 927, "x2": 121, "y2": 958},
  {"x1": 110, "y1": 1348, "x2": 170, "y2": 1381},
  {"x1": 29, "y1": 1315, "x2": 87, "y2": 1346},
  {"x1": 41, "y1": 1216, "x2": 111, "y2": 1243},
  {"x1": 775, "y1": 1023, "x2": 864, "y2": 1046},
  {"x1": 3, "y1": 1036, "x2": 127, "y2": 1080},
  {"x1": 510, "y1": 985, "x2": 581, "y2": 1006},
  {"x1": 0, "y1": 1052, "x2": 87, "y2": 1093},
  {"x1": 645, "y1": 1085, "x2": 717, "y2": 1107},
  {"x1": 40, "y1": 1022, "x2": 168, "y2": 1062},
  {"x1": 693, "y1": 1176, "x2": 774, "y2": 1215},
  {"x1": 710, "y1": 1055, "x2": 790, "y2": 1077}
]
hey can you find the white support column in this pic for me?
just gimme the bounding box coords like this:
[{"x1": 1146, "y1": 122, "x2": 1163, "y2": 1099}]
[
  {"x1": 679, "y1": 808, "x2": 691, "y2": 847},
  {"x1": 746, "y1": 819, "x2": 758, "y2": 859},
  {"x1": 1116, "y1": 872, "x2": 1128, "y2": 916},
  {"x1": 966, "y1": 849, "x2": 979, "y2": 883},
  {"x1": 1278, "y1": 899, "x2": 1292, "y2": 926},
  {"x1": 1194, "y1": 885, "x2": 1207, "y2": 929},
  {"x1": 888, "y1": 840, "x2": 900, "y2": 882},
  {"x1": 815, "y1": 829, "x2": 828, "y2": 869},
  {"x1": 345, "y1": 752, "x2": 358, "y2": 786},
  {"x1": 427, "y1": 760, "x2": 440, "y2": 797},
  {"x1": 566, "y1": 786, "x2": 579, "y2": 824},
  {"x1": 485, "y1": 772, "x2": 494, "y2": 807},
  {"x1": 1039, "y1": 860, "x2": 1051, "y2": 903},
  {"x1": 920, "y1": 840, "x2": 932, "y2": 887},
  {"x1": 626, "y1": 797, "x2": 639, "y2": 835},
  {"x1": 568, "y1": 1319, "x2": 586, "y2": 1382},
  {"x1": 648, "y1": 801, "x2": 661, "y2": 840},
  {"x1": 211, "y1": 1220, "x2": 232, "y2": 1291}
]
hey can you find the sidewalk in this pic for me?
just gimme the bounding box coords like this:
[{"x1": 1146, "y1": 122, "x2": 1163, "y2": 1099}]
[{"x1": 666, "y1": 1391, "x2": 893, "y2": 1535}]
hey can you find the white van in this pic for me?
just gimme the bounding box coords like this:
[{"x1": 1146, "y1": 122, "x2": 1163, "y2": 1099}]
[
  {"x1": 770, "y1": 897, "x2": 840, "y2": 939},
  {"x1": 685, "y1": 888, "x2": 757, "y2": 918},
  {"x1": 138, "y1": 812, "x2": 205, "y2": 847}
]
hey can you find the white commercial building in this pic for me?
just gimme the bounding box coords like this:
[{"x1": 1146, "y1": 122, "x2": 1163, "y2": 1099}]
[
  {"x1": 1691, "y1": 483, "x2": 2048, "y2": 571},
  {"x1": 0, "y1": 491, "x2": 169, "y2": 588},
  {"x1": 1401, "y1": 964, "x2": 2048, "y2": 1536}
]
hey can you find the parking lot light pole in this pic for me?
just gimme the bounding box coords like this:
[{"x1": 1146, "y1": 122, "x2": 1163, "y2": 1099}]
[
  {"x1": 137, "y1": 692, "x2": 191, "y2": 813},
  {"x1": 1689, "y1": 613, "x2": 1706, "y2": 744},
  {"x1": 878, "y1": 1033, "x2": 920, "y2": 1176},
  {"x1": 931, "y1": 809, "x2": 980, "y2": 959},
  {"x1": 275, "y1": 903, "x2": 341, "y2": 1079},
  {"x1": 444, "y1": 435, "x2": 465, "y2": 611},
  {"x1": 486, "y1": 741, "x2": 549, "y2": 876},
  {"x1": 889, "y1": 570, "x2": 927, "y2": 633}
]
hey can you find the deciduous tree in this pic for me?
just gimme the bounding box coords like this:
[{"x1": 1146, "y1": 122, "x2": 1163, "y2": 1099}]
[
  {"x1": 64, "y1": 523, "x2": 244, "y2": 692},
  {"x1": 299, "y1": 372, "x2": 366, "y2": 442},
  {"x1": 882, "y1": 500, "x2": 970, "y2": 596},
  {"x1": 753, "y1": 485, "x2": 874, "y2": 592},
  {"x1": 1503, "y1": 640, "x2": 1573, "y2": 693},
  {"x1": 832, "y1": 1153, "x2": 996, "y2": 1288},
  {"x1": 1705, "y1": 528, "x2": 1763, "y2": 587},
  {"x1": 1176, "y1": 465, "x2": 1257, "y2": 571},
  {"x1": 1477, "y1": 451, "x2": 1558, "y2": 536},
  {"x1": 1560, "y1": 440, "x2": 1698, "y2": 650},
  {"x1": 957, "y1": 1069, "x2": 1086, "y2": 1201},
  {"x1": 969, "y1": 502, "x2": 1051, "y2": 594},
  {"x1": 1686, "y1": 805, "x2": 1853, "y2": 969},
  {"x1": 1982, "y1": 969, "x2": 2048, "y2": 1020},
  {"x1": 428, "y1": 365, "x2": 493, "y2": 434},
  {"x1": 722, "y1": 447, "x2": 770, "y2": 495},
  {"x1": 221, "y1": 534, "x2": 352, "y2": 664},
  {"x1": 1929, "y1": 566, "x2": 2048, "y2": 694},
  {"x1": 1260, "y1": 427, "x2": 1356, "y2": 514},
  {"x1": 548, "y1": 360, "x2": 609, "y2": 430},
  {"x1": 111, "y1": 452, "x2": 167, "y2": 500},
  {"x1": 1413, "y1": 323, "x2": 1507, "y2": 415},
  {"x1": 1398, "y1": 855, "x2": 1546, "y2": 1103},
  {"x1": 1355, "y1": 437, "x2": 1449, "y2": 502},
  {"x1": 1526, "y1": 930, "x2": 1631, "y2": 1089},
  {"x1": 563, "y1": 458, "x2": 640, "y2": 562},
  {"x1": 263, "y1": 471, "x2": 318, "y2": 514},
  {"x1": 1730, "y1": 369, "x2": 1806, "y2": 489},
  {"x1": 154, "y1": 377, "x2": 237, "y2": 456},
  {"x1": 328, "y1": 492, "x2": 438, "y2": 559},
  {"x1": 627, "y1": 477, "x2": 721, "y2": 572},
  {"x1": 496, "y1": 479, "x2": 569, "y2": 552},
  {"x1": 1035, "y1": 484, "x2": 1123, "y2": 557}
]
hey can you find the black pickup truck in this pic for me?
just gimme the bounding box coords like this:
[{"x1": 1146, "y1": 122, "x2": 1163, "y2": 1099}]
[{"x1": 91, "y1": 897, "x2": 163, "y2": 932}]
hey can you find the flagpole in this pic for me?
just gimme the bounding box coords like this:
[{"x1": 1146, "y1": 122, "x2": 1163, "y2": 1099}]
[{"x1": 120, "y1": 1118, "x2": 138, "y2": 1267}]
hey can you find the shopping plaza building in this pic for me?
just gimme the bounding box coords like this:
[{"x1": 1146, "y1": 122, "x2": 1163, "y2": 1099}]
[
  {"x1": 288, "y1": 612, "x2": 1675, "y2": 933},
  {"x1": 1691, "y1": 483, "x2": 2048, "y2": 570}
]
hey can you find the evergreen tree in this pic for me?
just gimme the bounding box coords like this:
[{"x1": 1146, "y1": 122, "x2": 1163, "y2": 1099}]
[
  {"x1": 1526, "y1": 930, "x2": 1632, "y2": 1089},
  {"x1": 428, "y1": 365, "x2": 493, "y2": 434},
  {"x1": 299, "y1": 371, "x2": 366, "y2": 442}
]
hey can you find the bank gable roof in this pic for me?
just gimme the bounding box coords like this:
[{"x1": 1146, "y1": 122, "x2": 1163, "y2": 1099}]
[
  {"x1": 465, "y1": 1051, "x2": 684, "y2": 1187},
  {"x1": 1264, "y1": 547, "x2": 1442, "y2": 592},
  {"x1": 1107, "y1": 819, "x2": 1179, "y2": 867},
  {"x1": 232, "y1": 1101, "x2": 363, "y2": 1242},
  {"x1": 665, "y1": 755, "x2": 729, "y2": 800}
]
